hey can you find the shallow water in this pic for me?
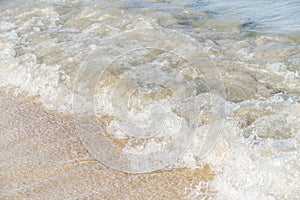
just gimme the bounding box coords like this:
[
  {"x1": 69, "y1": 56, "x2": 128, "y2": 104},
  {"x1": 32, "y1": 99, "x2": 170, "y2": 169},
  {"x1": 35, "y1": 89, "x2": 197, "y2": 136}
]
[
  {"x1": 120, "y1": 0, "x2": 300, "y2": 36},
  {"x1": 0, "y1": 0, "x2": 300, "y2": 199},
  {"x1": 193, "y1": 0, "x2": 300, "y2": 34}
]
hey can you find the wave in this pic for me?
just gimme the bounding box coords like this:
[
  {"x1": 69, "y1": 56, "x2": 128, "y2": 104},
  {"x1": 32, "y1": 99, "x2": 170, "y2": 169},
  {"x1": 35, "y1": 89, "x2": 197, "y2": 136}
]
[{"x1": 0, "y1": 0, "x2": 299, "y2": 199}]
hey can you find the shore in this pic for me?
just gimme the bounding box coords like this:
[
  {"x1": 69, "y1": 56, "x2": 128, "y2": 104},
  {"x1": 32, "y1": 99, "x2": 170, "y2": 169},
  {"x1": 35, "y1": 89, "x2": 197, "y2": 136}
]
[
  {"x1": 0, "y1": 89, "x2": 215, "y2": 199},
  {"x1": 1, "y1": 0, "x2": 299, "y2": 198}
]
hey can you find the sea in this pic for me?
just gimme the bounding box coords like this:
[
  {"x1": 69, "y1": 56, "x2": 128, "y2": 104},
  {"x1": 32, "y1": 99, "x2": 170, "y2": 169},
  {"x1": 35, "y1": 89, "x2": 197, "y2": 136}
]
[{"x1": 0, "y1": 0, "x2": 299, "y2": 199}]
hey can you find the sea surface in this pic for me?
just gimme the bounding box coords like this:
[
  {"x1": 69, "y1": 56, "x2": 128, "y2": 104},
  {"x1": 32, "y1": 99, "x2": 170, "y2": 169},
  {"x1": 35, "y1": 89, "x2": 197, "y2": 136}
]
[{"x1": 0, "y1": 0, "x2": 299, "y2": 199}]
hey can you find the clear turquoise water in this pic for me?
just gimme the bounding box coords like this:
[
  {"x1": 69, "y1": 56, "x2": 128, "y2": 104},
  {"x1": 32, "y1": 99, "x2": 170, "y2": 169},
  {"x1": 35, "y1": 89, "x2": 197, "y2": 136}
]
[
  {"x1": 199, "y1": 0, "x2": 300, "y2": 34},
  {"x1": 120, "y1": 0, "x2": 300, "y2": 35}
]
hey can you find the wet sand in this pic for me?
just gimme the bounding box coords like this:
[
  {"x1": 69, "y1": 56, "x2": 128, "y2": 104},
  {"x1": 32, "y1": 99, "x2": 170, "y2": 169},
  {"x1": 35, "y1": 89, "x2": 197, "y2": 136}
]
[{"x1": 0, "y1": 89, "x2": 215, "y2": 199}]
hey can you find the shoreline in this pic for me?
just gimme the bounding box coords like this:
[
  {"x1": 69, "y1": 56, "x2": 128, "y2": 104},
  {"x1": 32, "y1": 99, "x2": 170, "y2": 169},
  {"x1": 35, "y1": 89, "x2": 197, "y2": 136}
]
[{"x1": 0, "y1": 89, "x2": 215, "y2": 199}]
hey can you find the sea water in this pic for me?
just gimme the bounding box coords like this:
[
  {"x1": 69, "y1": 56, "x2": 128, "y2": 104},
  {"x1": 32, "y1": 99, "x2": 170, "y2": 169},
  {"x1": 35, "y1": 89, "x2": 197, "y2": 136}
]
[{"x1": 0, "y1": 0, "x2": 299, "y2": 199}]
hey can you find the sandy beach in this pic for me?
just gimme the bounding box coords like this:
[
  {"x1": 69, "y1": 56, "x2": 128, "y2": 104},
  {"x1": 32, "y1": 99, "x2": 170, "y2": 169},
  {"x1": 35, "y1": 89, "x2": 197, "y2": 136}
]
[{"x1": 0, "y1": 89, "x2": 215, "y2": 199}]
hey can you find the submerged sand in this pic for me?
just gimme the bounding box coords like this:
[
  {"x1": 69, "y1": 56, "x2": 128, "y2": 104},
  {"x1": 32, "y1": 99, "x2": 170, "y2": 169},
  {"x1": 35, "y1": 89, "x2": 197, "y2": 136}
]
[{"x1": 0, "y1": 90, "x2": 215, "y2": 199}]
